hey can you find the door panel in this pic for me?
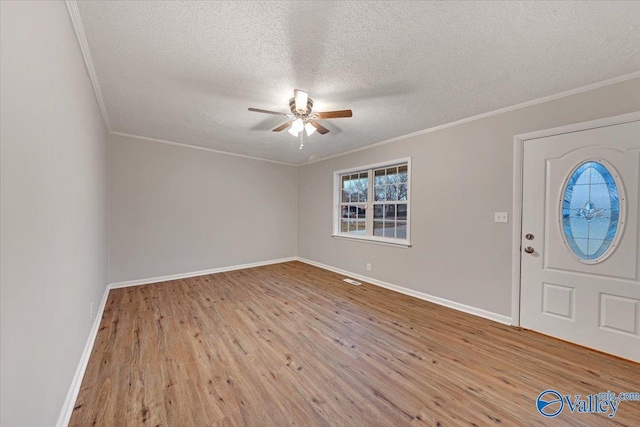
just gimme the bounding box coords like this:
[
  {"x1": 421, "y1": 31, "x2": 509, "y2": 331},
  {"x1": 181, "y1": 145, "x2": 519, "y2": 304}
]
[{"x1": 520, "y1": 120, "x2": 640, "y2": 362}]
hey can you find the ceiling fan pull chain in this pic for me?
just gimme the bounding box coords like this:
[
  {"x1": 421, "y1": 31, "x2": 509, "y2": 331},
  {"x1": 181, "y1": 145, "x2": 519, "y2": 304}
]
[{"x1": 299, "y1": 132, "x2": 304, "y2": 150}]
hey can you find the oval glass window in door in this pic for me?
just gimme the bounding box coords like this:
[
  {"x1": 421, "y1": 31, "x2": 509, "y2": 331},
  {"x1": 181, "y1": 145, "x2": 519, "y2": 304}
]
[{"x1": 561, "y1": 161, "x2": 623, "y2": 262}]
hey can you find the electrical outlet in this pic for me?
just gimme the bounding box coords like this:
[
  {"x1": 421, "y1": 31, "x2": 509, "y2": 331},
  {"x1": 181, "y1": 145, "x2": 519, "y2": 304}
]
[
  {"x1": 366, "y1": 263, "x2": 372, "y2": 271},
  {"x1": 494, "y1": 212, "x2": 509, "y2": 223},
  {"x1": 90, "y1": 302, "x2": 94, "y2": 319}
]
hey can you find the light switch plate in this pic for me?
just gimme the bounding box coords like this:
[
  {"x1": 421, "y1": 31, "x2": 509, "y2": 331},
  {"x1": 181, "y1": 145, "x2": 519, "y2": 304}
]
[{"x1": 495, "y1": 212, "x2": 509, "y2": 223}]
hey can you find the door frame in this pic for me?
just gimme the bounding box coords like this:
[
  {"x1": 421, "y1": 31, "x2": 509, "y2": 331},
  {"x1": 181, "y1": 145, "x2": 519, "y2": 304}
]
[{"x1": 510, "y1": 111, "x2": 640, "y2": 326}]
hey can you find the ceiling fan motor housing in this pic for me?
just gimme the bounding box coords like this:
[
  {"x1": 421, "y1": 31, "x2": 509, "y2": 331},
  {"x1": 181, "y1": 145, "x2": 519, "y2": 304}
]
[{"x1": 248, "y1": 90, "x2": 350, "y2": 136}]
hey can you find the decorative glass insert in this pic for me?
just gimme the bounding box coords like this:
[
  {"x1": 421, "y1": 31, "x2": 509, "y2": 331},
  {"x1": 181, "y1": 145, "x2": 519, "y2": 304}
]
[{"x1": 561, "y1": 161, "x2": 621, "y2": 261}]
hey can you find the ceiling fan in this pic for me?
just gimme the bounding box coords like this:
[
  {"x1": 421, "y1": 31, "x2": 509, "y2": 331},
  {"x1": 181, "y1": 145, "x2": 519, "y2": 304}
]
[{"x1": 248, "y1": 89, "x2": 352, "y2": 149}]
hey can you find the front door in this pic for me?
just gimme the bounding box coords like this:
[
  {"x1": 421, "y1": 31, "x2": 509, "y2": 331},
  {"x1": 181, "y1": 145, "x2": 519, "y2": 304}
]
[{"x1": 520, "y1": 119, "x2": 640, "y2": 362}]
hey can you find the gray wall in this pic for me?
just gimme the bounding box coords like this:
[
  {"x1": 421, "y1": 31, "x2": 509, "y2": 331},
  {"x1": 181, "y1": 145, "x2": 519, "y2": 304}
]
[
  {"x1": 297, "y1": 77, "x2": 640, "y2": 318},
  {"x1": 0, "y1": 2, "x2": 108, "y2": 426},
  {"x1": 0, "y1": 3, "x2": 637, "y2": 424},
  {"x1": 108, "y1": 134, "x2": 298, "y2": 284}
]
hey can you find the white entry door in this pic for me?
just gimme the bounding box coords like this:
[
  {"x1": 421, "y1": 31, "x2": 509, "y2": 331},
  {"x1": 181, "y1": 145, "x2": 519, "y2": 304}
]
[{"x1": 520, "y1": 119, "x2": 640, "y2": 362}]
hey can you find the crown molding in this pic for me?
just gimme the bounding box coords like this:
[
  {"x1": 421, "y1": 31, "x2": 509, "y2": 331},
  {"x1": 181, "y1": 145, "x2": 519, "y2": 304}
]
[
  {"x1": 61, "y1": 2, "x2": 639, "y2": 167},
  {"x1": 110, "y1": 132, "x2": 298, "y2": 167},
  {"x1": 66, "y1": 1, "x2": 112, "y2": 132},
  {"x1": 303, "y1": 71, "x2": 640, "y2": 166}
]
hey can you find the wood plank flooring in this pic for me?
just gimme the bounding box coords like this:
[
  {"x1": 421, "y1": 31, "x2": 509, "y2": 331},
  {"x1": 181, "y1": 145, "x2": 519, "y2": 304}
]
[{"x1": 70, "y1": 261, "x2": 640, "y2": 426}]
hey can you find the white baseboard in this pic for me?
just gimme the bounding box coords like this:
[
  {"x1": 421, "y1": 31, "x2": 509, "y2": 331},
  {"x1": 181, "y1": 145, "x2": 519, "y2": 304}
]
[
  {"x1": 56, "y1": 285, "x2": 110, "y2": 427},
  {"x1": 55, "y1": 255, "x2": 509, "y2": 426},
  {"x1": 56, "y1": 256, "x2": 295, "y2": 426},
  {"x1": 296, "y1": 257, "x2": 512, "y2": 326},
  {"x1": 107, "y1": 257, "x2": 297, "y2": 289}
]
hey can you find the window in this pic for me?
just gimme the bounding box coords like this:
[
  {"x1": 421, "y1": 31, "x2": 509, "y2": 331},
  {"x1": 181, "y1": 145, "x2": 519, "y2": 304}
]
[
  {"x1": 334, "y1": 159, "x2": 410, "y2": 246},
  {"x1": 561, "y1": 160, "x2": 623, "y2": 263}
]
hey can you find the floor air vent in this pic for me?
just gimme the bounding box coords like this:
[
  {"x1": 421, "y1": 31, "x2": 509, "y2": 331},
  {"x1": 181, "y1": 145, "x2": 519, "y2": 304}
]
[{"x1": 342, "y1": 278, "x2": 361, "y2": 286}]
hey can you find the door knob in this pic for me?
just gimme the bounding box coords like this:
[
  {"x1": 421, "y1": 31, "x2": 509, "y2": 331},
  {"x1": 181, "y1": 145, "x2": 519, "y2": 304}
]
[{"x1": 524, "y1": 246, "x2": 535, "y2": 254}]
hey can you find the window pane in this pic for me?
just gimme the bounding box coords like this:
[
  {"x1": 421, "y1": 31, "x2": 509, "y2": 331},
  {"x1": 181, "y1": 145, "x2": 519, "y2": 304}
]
[
  {"x1": 386, "y1": 167, "x2": 397, "y2": 182},
  {"x1": 357, "y1": 174, "x2": 368, "y2": 202},
  {"x1": 396, "y1": 221, "x2": 407, "y2": 239},
  {"x1": 373, "y1": 221, "x2": 384, "y2": 236},
  {"x1": 398, "y1": 165, "x2": 408, "y2": 182},
  {"x1": 374, "y1": 205, "x2": 383, "y2": 219},
  {"x1": 385, "y1": 184, "x2": 398, "y2": 201},
  {"x1": 349, "y1": 188, "x2": 357, "y2": 202},
  {"x1": 341, "y1": 176, "x2": 350, "y2": 203},
  {"x1": 374, "y1": 169, "x2": 385, "y2": 186},
  {"x1": 384, "y1": 173, "x2": 392, "y2": 185},
  {"x1": 384, "y1": 204, "x2": 396, "y2": 220},
  {"x1": 384, "y1": 221, "x2": 395, "y2": 237},
  {"x1": 375, "y1": 186, "x2": 386, "y2": 201},
  {"x1": 397, "y1": 203, "x2": 407, "y2": 220},
  {"x1": 351, "y1": 181, "x2": 359, "y2": 202},
  {"x1": 352, "y1": 174, "x2": 359, "y2": 202},
  {"x1": 398, "y1": 183, "x2": 407, "y2": 201}
]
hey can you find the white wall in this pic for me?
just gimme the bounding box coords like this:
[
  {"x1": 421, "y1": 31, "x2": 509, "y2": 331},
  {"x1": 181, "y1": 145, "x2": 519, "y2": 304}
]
[
  {"x1": 0, "y1": 2, "x2": 108, "y2": 426},
  {"x1": 108, "y1": 134, "x2": 298, "y2": 284},
  {"x1": 297, "y1": 77, "x2": 640, "y2": 318}
]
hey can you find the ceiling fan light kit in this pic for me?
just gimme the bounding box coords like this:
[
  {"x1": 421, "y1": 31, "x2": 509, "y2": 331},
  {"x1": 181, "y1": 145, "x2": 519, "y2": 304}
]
[
  {"x1": 304, "y1": 122, "x2": 316, "y2": 136},
  {"x1": 249, "y1": 89, "x2": 353, "y2": 149},
  {"x1": 291, "y1": 118, "x2": 305, "y2": 133},
  {"x1": 293, "y1": 89, "x2": 309, "y2": 114}
]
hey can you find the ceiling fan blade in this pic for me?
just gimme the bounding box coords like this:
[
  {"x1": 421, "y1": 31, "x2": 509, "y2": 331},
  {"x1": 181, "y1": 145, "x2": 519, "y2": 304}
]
[
  {"x1": 272, "y1": 121, "x2": 293, "y2": 132},
  {"x1": 248, "y1": 108, "x2": 289, "y2": 116},
  {"x1": 294, "y1": 89, "x2": 309, "y2": 113},
  {"x1": 309, "y1": 120, "x2": 329, "y2": 135},
  {"x1": 314, "y1": 110, "x2": 353, "y2": 119}
]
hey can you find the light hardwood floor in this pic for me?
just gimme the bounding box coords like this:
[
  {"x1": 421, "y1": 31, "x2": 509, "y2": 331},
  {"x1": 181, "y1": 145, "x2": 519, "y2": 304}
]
[{"x1": 70, "y1": 261, "x2": 640, "y2": 426}]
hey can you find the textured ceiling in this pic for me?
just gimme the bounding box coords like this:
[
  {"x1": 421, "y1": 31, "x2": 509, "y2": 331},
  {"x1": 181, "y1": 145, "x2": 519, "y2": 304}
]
[{"x1": 75, "y1": 1, "x2": 640, "y2": 165}]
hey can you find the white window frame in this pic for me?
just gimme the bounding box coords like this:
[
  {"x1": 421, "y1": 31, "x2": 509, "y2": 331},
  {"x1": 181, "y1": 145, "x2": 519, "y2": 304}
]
[{"x1": 333, "y1": 157, "x2": 411, "y2": 247}]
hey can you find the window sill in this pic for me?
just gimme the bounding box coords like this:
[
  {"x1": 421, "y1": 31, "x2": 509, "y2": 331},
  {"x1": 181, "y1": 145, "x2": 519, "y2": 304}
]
[{"x1": 331, "y1": 234, "x2": 412, "y2": 248}]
